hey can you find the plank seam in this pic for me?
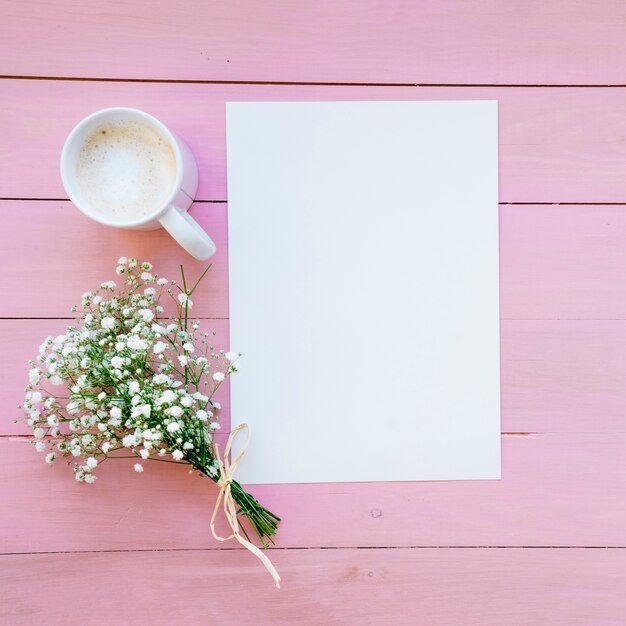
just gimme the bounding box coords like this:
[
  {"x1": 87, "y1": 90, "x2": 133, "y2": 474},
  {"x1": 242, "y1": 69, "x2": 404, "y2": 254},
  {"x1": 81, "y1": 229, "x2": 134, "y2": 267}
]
[
  {"x1": 2, "y1": 199, "x2": 626, "y2": 206},
  {"x1": 3, "y1": 75, "x2": 626, "y2": 88},
  {"x1": 2, "y1": 546, "x2": 626, "y2": 557}
]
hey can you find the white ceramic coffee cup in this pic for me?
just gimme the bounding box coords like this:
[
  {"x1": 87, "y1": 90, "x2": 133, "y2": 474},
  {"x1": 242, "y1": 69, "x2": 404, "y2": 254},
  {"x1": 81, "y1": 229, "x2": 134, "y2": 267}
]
[{"x1": 60, "y1": 107, "x2": 216, "y2": 260}]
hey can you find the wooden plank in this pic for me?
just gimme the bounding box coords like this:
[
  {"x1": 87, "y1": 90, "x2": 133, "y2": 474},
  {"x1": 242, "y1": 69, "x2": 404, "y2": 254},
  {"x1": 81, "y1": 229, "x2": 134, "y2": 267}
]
[
  {"x1": 0, "y1": 201, "x2": 228, "y2": 318},
  {"x1": 4, "y1": 80, "x2": 626, "y2": 203},
  {"x1": 2, "y1": 433, "x2": 626, "y2": 552},
  {"x1": 3, "y1": 548, "x2": 626, "y2": 625},
  {"x1": 3, "y1": 1, "x2": 626, "y2": 86},
  {"x1": 500, "y1": 204, "x2": 626, "y2": 319},
  {"x1": 4, "y1": 202, "x2": 626, "y2": 320},
  {"x1": 7, "y1": 318, "x2": 626, "y2": 436},
  {"x1": 502, "y1": 320, "x2": 626, "y2": 433}
]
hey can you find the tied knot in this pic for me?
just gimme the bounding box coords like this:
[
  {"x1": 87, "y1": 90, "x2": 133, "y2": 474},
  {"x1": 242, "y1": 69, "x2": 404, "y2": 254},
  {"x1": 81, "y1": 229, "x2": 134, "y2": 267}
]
[
  {"x1": 217, "y1": 477, "x2": 232, "y2": 490},
  {"x1": 210, "y1": 423, "x2": 281, "y2": 589}
]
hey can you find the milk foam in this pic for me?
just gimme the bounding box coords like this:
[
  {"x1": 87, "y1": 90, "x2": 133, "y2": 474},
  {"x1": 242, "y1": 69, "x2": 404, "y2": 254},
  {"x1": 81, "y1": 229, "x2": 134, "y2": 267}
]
[{"x1": 75, "y1": 121, "x2": 177, "y2": 220}]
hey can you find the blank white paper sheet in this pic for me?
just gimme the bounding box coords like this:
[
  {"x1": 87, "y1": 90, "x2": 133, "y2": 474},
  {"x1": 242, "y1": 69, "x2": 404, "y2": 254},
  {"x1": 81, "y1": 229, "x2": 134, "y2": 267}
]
[{"x1": 226, "y1": 100, "x2": 500, "y2": 484}]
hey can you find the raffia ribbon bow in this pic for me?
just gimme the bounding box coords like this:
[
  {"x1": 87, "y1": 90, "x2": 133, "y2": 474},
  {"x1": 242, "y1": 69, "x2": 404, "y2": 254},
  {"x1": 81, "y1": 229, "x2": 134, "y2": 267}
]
[{"x1": 210, "y1": 423, "x2": 281, "y2": 589}]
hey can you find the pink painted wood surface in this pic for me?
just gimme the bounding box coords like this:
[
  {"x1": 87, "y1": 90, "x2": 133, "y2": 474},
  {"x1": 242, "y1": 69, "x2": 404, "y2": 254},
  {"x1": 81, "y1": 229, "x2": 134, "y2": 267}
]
[
  {"x1": 500, "y1": 204, "x2": 626, "y2": 320},
  {"x1": 3, "y1": 2, "x2": 626, "y2": 619},
  {"x1": 3, "y1": 433, "x2": 626, "y2": 551},
  {"x1": 502, "y1": 320, "x2": 626, "y2": 433},
  {"x1": 3, "y1": 548, "x2": 626, "y2": 626},
  {"x1": 4, "y1": 2, "x2": 626, "y2": 86},
  {"x1": 7, "y1": 319, "x2": 626, "y2": 436},
  {"x1": 5, "y1": 202, "x2": 626, "y2": 321},
  {"x1": 6, "y1": 80, "x2": 626, "y2": 203},
  {"x1": 0, "y1": 201, "x2": 228, "y2": 318}
]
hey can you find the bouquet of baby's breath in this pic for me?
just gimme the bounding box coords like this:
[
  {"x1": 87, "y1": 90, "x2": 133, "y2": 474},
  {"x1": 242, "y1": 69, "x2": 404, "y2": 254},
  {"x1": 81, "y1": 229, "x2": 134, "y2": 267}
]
[{"x1": 21, "y1": 257, "x2": 280, "y2": 583}]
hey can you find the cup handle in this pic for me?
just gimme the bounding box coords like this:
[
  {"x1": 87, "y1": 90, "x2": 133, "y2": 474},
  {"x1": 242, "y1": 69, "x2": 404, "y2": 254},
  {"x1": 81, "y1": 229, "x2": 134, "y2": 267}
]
[{"x1": 159, "y1": 205, "x2": 216, "y2": 261}]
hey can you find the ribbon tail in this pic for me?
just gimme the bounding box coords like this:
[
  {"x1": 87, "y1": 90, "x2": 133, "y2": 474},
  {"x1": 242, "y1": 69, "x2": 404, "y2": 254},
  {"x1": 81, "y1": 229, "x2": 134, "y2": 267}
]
[
  {"x1": 233, "y1": 531, "x2": 281, "y2": 589},
  {"x1": 210, "y1": 423, "x2": 280, "y2": 588}
]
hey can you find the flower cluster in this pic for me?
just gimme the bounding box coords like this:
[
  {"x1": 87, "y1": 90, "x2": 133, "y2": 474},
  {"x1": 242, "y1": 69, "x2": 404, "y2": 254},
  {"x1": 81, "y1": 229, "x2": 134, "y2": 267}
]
[{"x1": 22, "y1": 258, "x2": 239, "y2": 484}]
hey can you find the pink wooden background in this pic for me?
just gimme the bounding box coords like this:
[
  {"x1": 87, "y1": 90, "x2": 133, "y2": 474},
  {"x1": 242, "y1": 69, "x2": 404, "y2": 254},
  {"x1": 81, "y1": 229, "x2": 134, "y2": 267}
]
[{"x1": 2, "y1": 2, "x2": 626, "y2": 624}]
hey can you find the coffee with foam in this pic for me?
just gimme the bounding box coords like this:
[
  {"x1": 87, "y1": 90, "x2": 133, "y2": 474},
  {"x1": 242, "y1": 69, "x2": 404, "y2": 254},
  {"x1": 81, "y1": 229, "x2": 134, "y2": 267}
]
[{"x1": 75, "y1": 121, "x2": 177, "y2": 221}]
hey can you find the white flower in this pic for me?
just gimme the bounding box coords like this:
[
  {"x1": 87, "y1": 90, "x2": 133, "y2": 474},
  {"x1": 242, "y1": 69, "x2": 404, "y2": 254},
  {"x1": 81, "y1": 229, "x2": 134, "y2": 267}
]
[
  {"x1": 209, "y1": 422, "x2": 221, "y2": 431},
  {"x1": 166, "y1": 422, "x2": 180, "y2": 433},
  {"x1": 196, "y1": 410, "x2": 208, "y2": 422},
  {"x1": 158, "y1": 390, "x2": 176, "y2": 405},
  {"x1": 110, "y1": 406, "x2": 122, "y2": 419},
  {"x1": 138, "y1": 309, "x2": 154, "y2": 323},
  {"x1": 29, "y1": 391, "x2": 42, "y2": 404},
  {"x1": 29, "y1": 368, "x2": 41, "y2": 385},
  {"x1": 101, "y1": 317, "x2": 116, "y2": 330},
  {"x1": 53, "y1": 334, "x2": 67, "y2": 348},
  {"x1": 111, "y1": 356, "x2": 124, "y2": 369},
  {"x1": 101, "y1": 442, "x2": 111, "y2": 453},
  {"x1": 139, "y1": 448, "x2": 150, "y2": 459},
  {"x1": 45, "y1": 452, "x2": 56, "y2": 464},
  {"x1": 101, "y1": 280, "x2": 116, "y2": 289},
  {"x1": 122, "y1": 434, "x2": 136, "y2": 448},
  {"x1": 183, "y1": 342, "x2": 195, "y2": 353},
  {"x1": 177, "y1": 293, "x2": 188, "y2": 305},
  {"x1": 180, "y1": 396, "x2": 193, "y2": 408},
  {"x1": 141, "y1": 272, "x2": 153, "y2": 281},
  {"x1": 153, "y1": 341, "x2": 167, "y2": 354},
  {"x1": 34, "y1": 441, "x2": 46, "y2": 452},
  {"x1": 128, "y1": 381, "x2": 140, "y2": 394},
  {"x1": 172, "y1": 450, "x2": 184, "y2": 461},
  {"x1": 225, "y1": 351, "x2": 238, "y2": 362},
  {"x1": 127, "y1": 335, "x2": 148, "y2": 351},
  {"x1": 183, "y1": 442, "x2": 194, "y2": 450},
  {"x1": 166, "y1": 323, "x2": 177, "y2": 333},
  {"x1": 134, "y1": 463, "x2": 144, "y2": 473},
  {"x1": 70, "y1": 447, "x2": 81, "y2": 457},
  {"x1": 75, "y1": 472, "x2": 85, "y2": 482},
  {"x1": 84, "y1": 474, "x2": 97, "y2": 484},
  {"x1": 213, "y1": 372, "x2": 225, "y2": 383},
  {"x1": 157, "y1": 278, "x2": 168, "y2": 286},
  {"x1": 50, "y1": 375, "x2": 63, "y2": 386},
  {"x1": 118, "y1": 256, "x2": 128, "y2": 265},
  {"x1": 166, "y1": 406, "x2": 183, "y2": 418},
  {"x1": 86, "y1": 457, "x2": 98, "y2": 469},
  {"x1": 178, "y1": 355, "x2": 188, "y2": 367},
  {"x1": 33, "y1": 427, "x2": 45, "y2": 439},
  {"x1": 47, "y1": 414, "x2": 59, "y2": 426},
  {"x1": 193, "y1": 392, "x2": 208, "y2": 403}
]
